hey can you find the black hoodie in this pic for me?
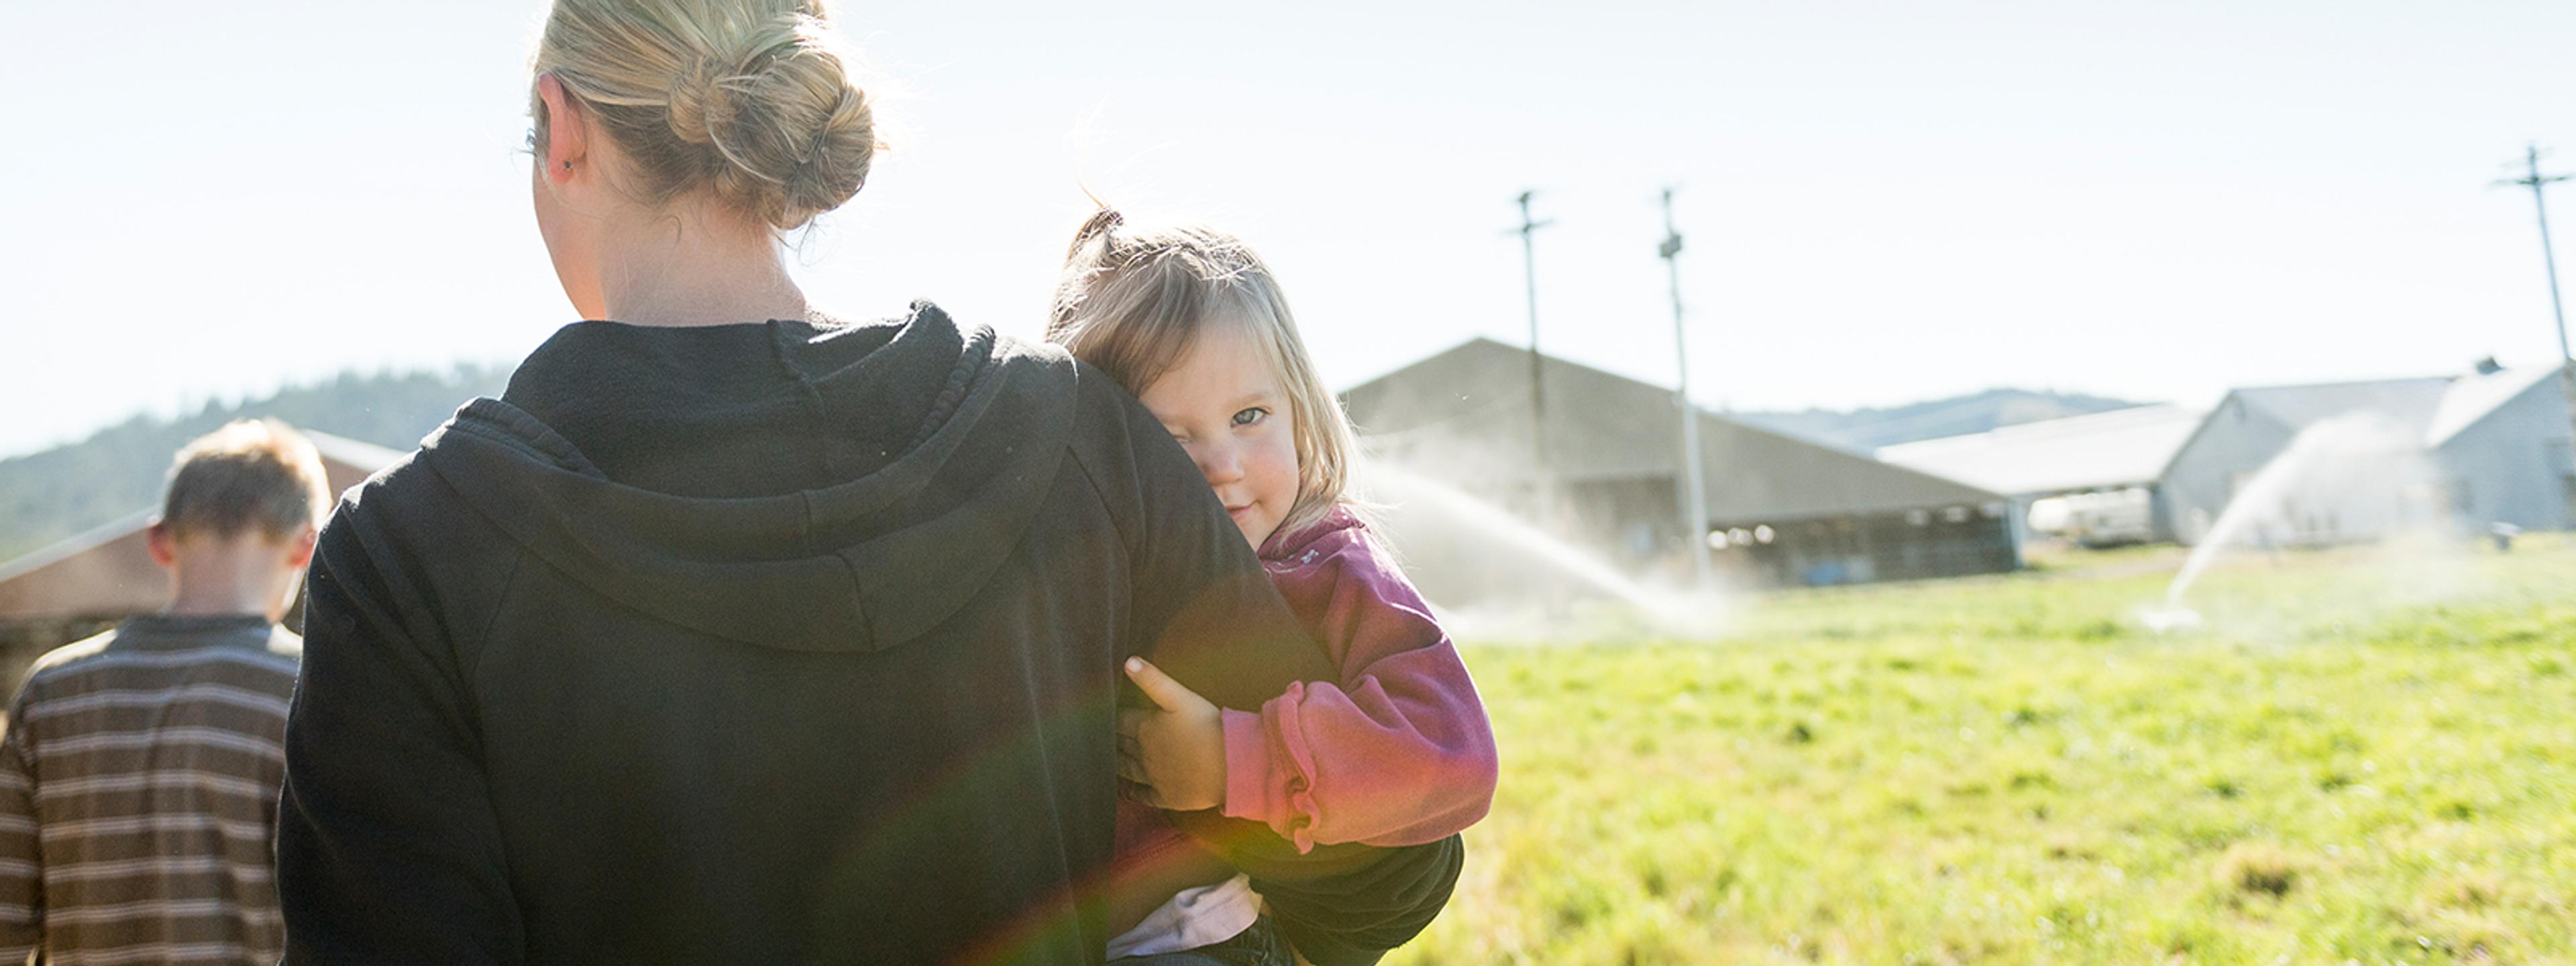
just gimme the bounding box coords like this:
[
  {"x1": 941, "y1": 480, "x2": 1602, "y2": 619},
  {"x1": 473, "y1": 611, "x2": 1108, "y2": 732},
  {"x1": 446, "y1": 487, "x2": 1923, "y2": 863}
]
[{"x1": 276, "y1": 305, "x2": 1457, "y2": 965}]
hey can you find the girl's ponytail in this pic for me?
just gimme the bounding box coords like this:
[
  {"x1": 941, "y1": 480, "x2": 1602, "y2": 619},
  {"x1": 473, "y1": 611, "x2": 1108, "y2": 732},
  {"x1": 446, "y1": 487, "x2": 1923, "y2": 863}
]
[{"x1": 1065, "y1": 206, "x2": 1124, "y2": 265}]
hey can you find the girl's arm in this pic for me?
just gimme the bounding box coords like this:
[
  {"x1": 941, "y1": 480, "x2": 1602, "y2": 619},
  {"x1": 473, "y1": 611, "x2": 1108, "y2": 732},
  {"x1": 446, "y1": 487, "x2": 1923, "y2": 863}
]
[{"x1": 1220, "y1": 533, "x2": 1497, "y2": 853}]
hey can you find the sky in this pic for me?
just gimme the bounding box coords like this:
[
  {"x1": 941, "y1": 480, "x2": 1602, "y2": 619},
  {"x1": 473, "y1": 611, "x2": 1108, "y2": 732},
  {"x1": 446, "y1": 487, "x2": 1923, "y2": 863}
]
[{"x1": 3, "y1": 1, "x2": 2573, "y2": 460}]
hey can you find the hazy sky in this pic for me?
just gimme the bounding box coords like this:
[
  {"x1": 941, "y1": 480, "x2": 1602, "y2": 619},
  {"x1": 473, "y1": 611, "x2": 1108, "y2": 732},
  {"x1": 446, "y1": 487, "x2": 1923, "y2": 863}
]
[{"x1": 4, "y1": 1, "x2": 2573, "y2": 459}]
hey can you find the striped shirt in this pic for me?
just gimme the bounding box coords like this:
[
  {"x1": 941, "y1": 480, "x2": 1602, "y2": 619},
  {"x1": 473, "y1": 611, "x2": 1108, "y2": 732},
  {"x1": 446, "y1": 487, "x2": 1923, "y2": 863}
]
[{"x1": 0, "y1": 615, "x2": 300, "y2": 965}]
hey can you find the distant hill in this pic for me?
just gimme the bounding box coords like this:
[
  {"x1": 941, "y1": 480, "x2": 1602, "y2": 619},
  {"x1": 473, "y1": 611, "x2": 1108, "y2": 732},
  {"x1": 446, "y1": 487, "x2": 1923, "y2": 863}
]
[
  {"x1": 1735, "y1": 388, "x2": 2149, "y2": 451},
  {"x1": 0, "y1": 366, "x2": 511, "y2": 562},
  {"x1": 0, "y1": 374, "x2": 2148, "y2": 563}
]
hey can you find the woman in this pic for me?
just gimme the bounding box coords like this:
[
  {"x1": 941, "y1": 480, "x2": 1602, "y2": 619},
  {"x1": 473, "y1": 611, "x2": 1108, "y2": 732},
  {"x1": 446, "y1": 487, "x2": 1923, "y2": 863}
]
[{"x1": 272, "y1": 2, "x2": 1456, "y2": 963}]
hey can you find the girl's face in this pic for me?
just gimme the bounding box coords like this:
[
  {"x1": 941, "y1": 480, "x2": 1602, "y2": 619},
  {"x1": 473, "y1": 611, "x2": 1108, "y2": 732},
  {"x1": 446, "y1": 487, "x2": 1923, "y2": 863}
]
[{"x1": 1137, "y1": 323, "x2": 1301, "y2": 549}]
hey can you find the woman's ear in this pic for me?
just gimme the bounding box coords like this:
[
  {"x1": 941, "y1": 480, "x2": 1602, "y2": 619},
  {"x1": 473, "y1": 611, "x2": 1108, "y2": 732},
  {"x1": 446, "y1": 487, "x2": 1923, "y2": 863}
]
[{"x1": 535, "y1": 72, "x2": 586, "y2": 186}]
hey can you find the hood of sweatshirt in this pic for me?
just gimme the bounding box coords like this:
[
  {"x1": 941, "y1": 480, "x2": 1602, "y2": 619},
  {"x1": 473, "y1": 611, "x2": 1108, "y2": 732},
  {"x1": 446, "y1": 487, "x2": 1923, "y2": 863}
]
[
  {"x1": 1255, "y1": 506, "x2": 1367, "y2": 565},
  {"x1": 415, "y1": 303, "x2": 1076, "y2": 653}
]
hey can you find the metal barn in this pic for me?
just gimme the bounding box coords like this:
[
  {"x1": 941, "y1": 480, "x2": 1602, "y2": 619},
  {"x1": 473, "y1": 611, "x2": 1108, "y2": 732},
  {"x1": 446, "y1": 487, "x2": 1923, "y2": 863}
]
[{"x1": 1338, "y1": 339, "x2": 2020, "y2": 600}]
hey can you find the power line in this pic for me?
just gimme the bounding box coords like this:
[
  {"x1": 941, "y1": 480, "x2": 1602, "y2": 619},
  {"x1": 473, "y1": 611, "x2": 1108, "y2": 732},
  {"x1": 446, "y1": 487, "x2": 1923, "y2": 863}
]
[
  {"x1": 1509, "y1": 191, "x2": 1556, "y2": 485},
  {"x1": 2498, "y1": 144, "x2": 2576, "y2": 485}
]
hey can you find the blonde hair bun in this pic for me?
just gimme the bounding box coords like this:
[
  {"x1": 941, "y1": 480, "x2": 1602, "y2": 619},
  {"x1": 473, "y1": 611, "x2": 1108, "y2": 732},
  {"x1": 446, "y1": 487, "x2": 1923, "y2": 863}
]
[{"x1": 535, "y1": 1, "x2": 881, "y2": 231}]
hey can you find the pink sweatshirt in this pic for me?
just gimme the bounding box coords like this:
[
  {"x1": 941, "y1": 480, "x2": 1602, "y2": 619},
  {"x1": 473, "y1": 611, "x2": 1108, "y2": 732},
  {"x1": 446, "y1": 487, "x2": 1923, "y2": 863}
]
[
  {"x1": 1104, "y1": 508, "x2": 1498, "y2": 936},
  {"x1": 1223, "y1": 508, "x2": 1498, "y2": 851}
]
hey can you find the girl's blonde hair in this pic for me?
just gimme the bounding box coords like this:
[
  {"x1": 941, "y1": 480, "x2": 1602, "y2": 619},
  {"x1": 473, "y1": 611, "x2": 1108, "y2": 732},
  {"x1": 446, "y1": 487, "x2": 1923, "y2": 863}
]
[
  {"x1": 1048, "y1": 209, "x2": 1361, "y2": 538},
  {"x1": 530, "y1": 0, "x2": 881, "y2": 231}
]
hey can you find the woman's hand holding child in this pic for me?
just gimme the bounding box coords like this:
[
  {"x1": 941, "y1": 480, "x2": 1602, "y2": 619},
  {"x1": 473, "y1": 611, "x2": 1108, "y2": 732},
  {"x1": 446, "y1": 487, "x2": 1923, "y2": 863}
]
[{"x1": 1118, "y1": 657, "x2": 1228, "y2": 812}]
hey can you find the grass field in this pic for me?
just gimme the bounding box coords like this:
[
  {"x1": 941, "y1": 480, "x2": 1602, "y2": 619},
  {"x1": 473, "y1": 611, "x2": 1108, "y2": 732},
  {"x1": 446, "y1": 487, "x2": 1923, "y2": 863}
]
[{"x1": 1395, "y1": 535, "x2": 2576, "y2": 965}]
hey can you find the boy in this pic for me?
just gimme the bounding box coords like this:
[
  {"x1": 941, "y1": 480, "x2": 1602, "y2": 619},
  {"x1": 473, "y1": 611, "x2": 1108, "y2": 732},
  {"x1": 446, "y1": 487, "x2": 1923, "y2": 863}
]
[{"x1": 0, "y1": 419, "x2": 331, "y2": 965}]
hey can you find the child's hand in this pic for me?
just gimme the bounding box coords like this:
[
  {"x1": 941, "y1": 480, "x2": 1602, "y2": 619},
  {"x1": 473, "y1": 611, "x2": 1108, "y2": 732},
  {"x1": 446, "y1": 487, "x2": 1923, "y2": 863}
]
[{"x1": 1118, "y1": 657, "x2": 1228, "y2": 812}]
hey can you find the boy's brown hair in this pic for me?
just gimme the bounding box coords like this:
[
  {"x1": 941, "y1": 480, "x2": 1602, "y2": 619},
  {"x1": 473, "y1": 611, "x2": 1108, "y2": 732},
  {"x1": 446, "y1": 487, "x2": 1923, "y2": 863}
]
[{"x1": 159, "y1": 420, "x2": 333, "y2": 542}]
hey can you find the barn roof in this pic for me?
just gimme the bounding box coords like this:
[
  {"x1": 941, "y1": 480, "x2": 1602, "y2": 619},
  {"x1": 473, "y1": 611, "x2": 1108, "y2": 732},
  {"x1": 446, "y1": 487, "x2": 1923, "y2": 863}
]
[
  {"x1": 1340, "y1": 338, "x2": 2005, "y2": 523},
  {"x1": 1876, "y1": 404, "x2": 2208, "y2": 497},
  {"x1": 308, "y1": 432, "x2": 408, "y2": 474},
  {"x1": 2423, "y1": 365, "x2": 2567, "y2": 447},
  {"x1": 2230, "y1": 377, "x2": 2454, "y2": 435}
]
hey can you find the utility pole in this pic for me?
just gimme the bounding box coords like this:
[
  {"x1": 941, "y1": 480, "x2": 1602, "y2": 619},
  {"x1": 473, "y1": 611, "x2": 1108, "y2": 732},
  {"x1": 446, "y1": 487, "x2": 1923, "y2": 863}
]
[
  {"x1": 1659, "y1": 187, "x2": 1713, "y2": 590},
  {"x1": 2500, "y1": 144, "x2": 2576, "y2": 492},
  {"x1": 1511, "y1": 191, "x2": 1555, "y2": 490}
]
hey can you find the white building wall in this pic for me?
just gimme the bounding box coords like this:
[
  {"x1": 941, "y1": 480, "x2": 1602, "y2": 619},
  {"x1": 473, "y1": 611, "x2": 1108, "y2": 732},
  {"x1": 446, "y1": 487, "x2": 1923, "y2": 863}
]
[
  {"x1": 2434, "y1": 379, "x2": 2576, "y2": 531},
  {"x1": 2156, "y1": 396, "x2": 2295, "y2": 545}
]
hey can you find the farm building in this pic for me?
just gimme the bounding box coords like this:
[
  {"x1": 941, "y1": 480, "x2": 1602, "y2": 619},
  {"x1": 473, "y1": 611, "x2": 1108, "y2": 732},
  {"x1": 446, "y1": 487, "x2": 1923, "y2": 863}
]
[
  {"x1": 0, "y1": 430, "x2": 402, "y2": 692},
  {"x1": 1338, "y1": 338, "x2": 2019, "y2": 599},
  {"x1": 2158, "y1": 365, "x2": 2575, "y2": 545},
  {"x1": 1878, "y1": 404, "x2": 2208, "y2": 546},
  {"x1": 2424, "y1": 365, "x2": 2576, "y2": 533},
  {"x1": 2157, "y1": 376, "x2": 2455, "y2": 545}
]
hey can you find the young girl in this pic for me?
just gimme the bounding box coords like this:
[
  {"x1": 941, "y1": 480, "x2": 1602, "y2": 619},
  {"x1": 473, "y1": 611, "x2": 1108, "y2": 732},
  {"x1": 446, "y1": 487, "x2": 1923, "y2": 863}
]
[{"x1": 1049, "y1": 209, "x2": 1499, "y2": 965}]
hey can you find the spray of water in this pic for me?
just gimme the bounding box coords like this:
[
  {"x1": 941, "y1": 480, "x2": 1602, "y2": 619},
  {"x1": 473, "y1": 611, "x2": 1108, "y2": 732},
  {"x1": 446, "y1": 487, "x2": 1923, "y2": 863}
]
[
  {"x1": 2144, "y1": 413, "x2": 2445, "y2": 631},
  {"x1": 1360, "y1": 462, "x2": 1720, "y2": 635}
]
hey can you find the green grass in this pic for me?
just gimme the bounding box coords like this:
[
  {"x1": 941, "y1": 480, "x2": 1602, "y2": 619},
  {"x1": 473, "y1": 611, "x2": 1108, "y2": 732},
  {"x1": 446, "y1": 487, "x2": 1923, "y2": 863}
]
[{"x1": 1396, "y1": 535, "x2": 2576, "y2": 965}]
